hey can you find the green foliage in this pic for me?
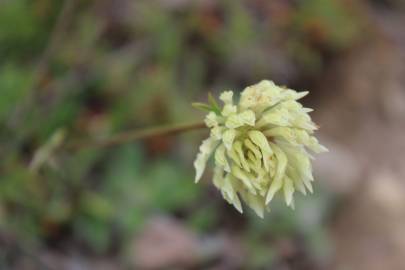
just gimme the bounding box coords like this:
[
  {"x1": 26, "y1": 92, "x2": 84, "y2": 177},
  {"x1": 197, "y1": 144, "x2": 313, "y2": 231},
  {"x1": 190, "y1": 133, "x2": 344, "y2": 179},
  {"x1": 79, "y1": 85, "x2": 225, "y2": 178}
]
[
  {"x1": 0, "y1": 0, "x2": 57, "y2": 59},
  {"x1": 192, "y1": 92, "x2": 222, "y2": 114},
  {"x1": 286, "y1": 0, "x2": 361, "y2": 73},
  {"x1": 0, "y1": 64, "x2": 32, "y2": 123},
  {"x1": 294, "y1": 0, "x2": 360, "y2": 49}
]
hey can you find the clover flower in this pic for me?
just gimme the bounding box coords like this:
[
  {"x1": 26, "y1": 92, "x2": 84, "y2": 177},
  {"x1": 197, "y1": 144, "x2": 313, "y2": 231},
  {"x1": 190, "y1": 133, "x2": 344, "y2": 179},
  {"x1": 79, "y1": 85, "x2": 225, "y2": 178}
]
[{"x1": 193, "y1": 80, "x2": 327, "y2": 218}]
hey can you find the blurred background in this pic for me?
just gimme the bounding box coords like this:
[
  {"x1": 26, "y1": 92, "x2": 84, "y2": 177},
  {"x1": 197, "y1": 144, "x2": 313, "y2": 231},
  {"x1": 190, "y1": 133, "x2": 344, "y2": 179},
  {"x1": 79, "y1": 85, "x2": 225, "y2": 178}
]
[{"x1": 1, "y1": 0, "x2": 405, "y2": 269}]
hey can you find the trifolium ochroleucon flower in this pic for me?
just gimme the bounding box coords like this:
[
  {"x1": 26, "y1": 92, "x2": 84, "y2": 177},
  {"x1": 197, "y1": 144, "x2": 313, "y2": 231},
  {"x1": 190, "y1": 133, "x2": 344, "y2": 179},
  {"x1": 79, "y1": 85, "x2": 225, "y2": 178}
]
[{"x1": 193, "y1": 80, "x2": 328, "y2": 218}]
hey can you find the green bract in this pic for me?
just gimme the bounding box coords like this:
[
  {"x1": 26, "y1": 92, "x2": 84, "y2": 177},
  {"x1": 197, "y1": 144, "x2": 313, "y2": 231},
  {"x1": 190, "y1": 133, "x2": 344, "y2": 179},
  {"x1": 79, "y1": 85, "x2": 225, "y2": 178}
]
[{"x1": 194, "y1": 80, "x2": 328, "y2": 218}]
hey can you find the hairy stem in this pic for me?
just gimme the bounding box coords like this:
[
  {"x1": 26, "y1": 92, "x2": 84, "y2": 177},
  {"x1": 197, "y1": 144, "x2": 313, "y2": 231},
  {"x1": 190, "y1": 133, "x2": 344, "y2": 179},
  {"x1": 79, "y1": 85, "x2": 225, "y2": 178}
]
[{"x1": 66, "y1": 121, "x2": 206, "y2": 151}]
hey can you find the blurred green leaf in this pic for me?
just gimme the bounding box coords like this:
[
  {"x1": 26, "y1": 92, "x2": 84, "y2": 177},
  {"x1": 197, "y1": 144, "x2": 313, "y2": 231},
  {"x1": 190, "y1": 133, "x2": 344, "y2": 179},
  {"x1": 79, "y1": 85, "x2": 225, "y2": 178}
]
[
  {"x1": 188, "y1": 204, "x2": 218, "y2": 233},
  {"x1": 0, "y1": 64, "x2": 33, "y2": 122},
  {"x1": 192, "y1": 102, "x2": 212, "y2": 112},
  {"x1": 141, "y1": 160, "x2": 201, "y2": 211}
]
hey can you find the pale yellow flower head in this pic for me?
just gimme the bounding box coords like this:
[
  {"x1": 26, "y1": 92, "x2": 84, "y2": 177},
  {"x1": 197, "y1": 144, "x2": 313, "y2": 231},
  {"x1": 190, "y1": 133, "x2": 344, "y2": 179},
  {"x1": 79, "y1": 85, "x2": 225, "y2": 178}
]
[{"x1": 193, "y1": 80, "x2": 327, "y2": 218}]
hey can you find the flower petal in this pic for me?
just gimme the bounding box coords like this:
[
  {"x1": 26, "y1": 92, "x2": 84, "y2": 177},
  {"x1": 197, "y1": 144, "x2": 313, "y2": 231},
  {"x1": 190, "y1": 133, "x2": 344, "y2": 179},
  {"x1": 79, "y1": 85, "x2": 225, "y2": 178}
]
[
  {"x1": 219, "y1": 91, "x2": 234, "y2": 105},
  {"x1": 234, "y1": 140, "x2": 251, "y2": 172},
  {"x1": 205, "y1": 111, "x2": 219, "y2": 127},
  {"x1": 232, "y1": 165, "x2": 257, "y2": 195},
  {"x1": 242, "y1": 191, "x2": 265, "y2": 218},
  {"x1": 266, "y1": 142, "x2": 288, "y2": 204},
  {"x1": 215, "y1": 144, "x2": 231, "y2": 172},
  {"x1": 248, "y1": 130, "x2": 273, "y2": 171},
  {"x1": 194, "y1": 137, "x2": 219, "y2": 183},
  {"x1": 283, "y1": 175, "x2": 294, "y2": 206},
  {"x1": 222, "y1": 129, "x2": 236, "y2": 150}
]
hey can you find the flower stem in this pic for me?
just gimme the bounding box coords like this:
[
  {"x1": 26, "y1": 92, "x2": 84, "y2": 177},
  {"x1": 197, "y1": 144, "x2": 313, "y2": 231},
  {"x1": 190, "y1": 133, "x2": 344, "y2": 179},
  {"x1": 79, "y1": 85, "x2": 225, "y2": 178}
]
[{"x1": 66, "y1": 121, "x2": 206, "y2": 151}]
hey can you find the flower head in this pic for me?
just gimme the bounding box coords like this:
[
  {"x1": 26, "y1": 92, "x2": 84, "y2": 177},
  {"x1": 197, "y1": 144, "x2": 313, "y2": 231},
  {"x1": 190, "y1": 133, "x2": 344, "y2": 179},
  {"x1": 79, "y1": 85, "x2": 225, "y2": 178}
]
[{"x1": 193, "y1": 80, "x2": 327, "y2": 218}]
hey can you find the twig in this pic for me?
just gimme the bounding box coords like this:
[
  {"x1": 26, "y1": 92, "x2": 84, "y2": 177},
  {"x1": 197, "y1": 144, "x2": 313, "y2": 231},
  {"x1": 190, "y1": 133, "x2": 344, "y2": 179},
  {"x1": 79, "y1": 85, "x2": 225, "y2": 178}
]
[
  {"x1": 66, "y1": 122, "x2": 206, "y2": 151},
  {"x1": 31, "y1": 0, "x2": 77, "y2": 91}
]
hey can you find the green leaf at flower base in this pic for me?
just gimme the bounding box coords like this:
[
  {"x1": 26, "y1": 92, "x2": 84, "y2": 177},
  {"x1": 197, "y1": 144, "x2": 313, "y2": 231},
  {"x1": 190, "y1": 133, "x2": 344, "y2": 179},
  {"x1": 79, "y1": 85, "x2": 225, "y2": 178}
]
[
  {"x1": 208, "y1": 92, "x2": 221, "y2": 114},
  {"x1": 191, "y1": 102, "x2": 212, "y2": 112}
]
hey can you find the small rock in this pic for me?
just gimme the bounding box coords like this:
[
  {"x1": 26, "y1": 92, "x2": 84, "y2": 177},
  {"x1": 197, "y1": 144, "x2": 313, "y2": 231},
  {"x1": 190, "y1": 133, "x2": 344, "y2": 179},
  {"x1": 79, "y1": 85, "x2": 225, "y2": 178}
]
[
  {"x1": 131, "y1": 216, "x2": 199, "y2": 269},
  {"x1": 313, "y1": 138, "x2": 363, "y2": 194}
]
